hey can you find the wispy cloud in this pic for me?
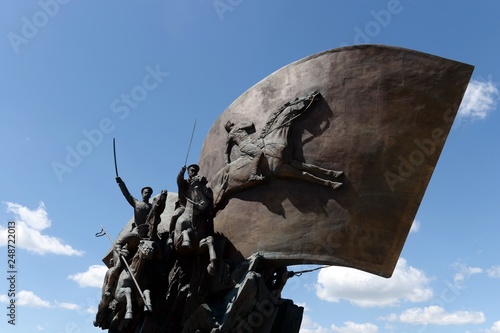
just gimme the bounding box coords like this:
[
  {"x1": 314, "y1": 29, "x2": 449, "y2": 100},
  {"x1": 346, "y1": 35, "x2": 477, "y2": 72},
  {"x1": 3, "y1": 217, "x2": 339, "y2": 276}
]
[
  {"x1": 410, "y1": 220, "x2": 421, "y2": 233},
  {"x1": 458, "y1": 78, "x2": 499, "y2": 121},
  {"x1": 0, "y1": 290, "x2": 52, "y2": 308},
  {"x1": 300, "y1": 315, "x2": 379, "y2": 333},
  {"x1": 68, "y1": 265, "x2": 107, "y2": 288},
  {"x1": 330, "y1": 321, "x2": 379, "y2": 333},
  {"x1": 1, "y1": 290, "x2": 92, "y2": 312},
  {"x1": 315, "y1": 258, "x2": 432, "y2": 307},
  {"x1": 86, "y1": 305, "x2": 98, "y2": 314},
  {"x1": 384, "y1": 305, "x2": 485, "y2": 325},
  {"x1": 0, "y1": 202, "x2": 83, "y2": 256},
  {"x1": 452, "y1": 261, "x2": 483, "y2": 284},
  {"x1": 18, "y1": 290, "x2": 51, "y2": 308},
  {"x1": 55, "y1": 301, "x2": 81, "y2": 310},
  {"x1": 487, "y1": 265, "x2": 500, "y2": 278},
  {"x1": 299, "y1": 315, "x2": 332, "y2": 333}
]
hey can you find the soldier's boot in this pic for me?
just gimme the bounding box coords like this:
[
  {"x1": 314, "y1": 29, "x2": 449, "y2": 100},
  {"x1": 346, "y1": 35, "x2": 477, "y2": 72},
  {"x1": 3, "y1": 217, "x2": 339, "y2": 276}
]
[{"x1": 181, "y1": 229, "x2": 192, "y2": 249}]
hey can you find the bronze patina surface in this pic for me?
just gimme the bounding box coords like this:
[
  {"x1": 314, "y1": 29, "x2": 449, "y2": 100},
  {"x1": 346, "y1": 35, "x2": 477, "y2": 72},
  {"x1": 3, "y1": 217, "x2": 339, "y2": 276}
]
[
  {"x1": 199, "y1": 45, "x2": 473, "y2": 278},
  {"x1": 96, "y1": 45, "x2": 473, "y2": 332}
]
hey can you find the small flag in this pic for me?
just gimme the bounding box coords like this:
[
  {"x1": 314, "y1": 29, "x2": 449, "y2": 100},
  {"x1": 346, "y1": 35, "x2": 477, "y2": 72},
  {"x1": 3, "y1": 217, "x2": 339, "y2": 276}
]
[{"x1": 95, "y1": 228, "x2": 106, "y2": 237}]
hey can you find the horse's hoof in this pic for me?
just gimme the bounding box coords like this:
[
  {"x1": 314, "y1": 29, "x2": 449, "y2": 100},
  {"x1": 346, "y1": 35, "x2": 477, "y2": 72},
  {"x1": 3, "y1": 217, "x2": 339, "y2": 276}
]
[
  {"x1": 182, "y1": 240, "x2": 192, "y2": 249},
  {"x1": 144, "y1": 304, "x2": 153, "y2": 312},
  {"x1": 330, "y1": 171, "x2": 343, "y2": 178},
  {"x1": 125, "y1": 311, "x2": 133, "y2": 320},
  {"x1": 330, "y1": 182, "x2": 342, "y2": 189},
  {"x1": 249, "y1": 174, "x2": 264, "y2": 181},
  {"x1": 207, "y1": 262, "x2": 216, "y2": 276}
]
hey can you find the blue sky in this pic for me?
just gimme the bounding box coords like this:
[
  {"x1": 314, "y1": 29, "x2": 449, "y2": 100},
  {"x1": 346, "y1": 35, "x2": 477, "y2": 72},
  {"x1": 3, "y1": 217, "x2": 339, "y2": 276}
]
[{"x1": 0, "y1": 1, "x2": 499, "y2": 332}]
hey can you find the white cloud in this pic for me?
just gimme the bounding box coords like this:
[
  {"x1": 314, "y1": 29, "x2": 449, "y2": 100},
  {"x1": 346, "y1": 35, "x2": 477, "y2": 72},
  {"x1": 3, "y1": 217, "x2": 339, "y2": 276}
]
[
  {"x1": 5, "y1": 202, "x2": 50, "y2": 230},
  {"x1": 410, "y1": 220, "x2": 420, "y2": 233},
  {"x1": 300, "y1": 316, "x2": 332, "y2": 333},
  {"x1": 487, "y1": 265, "x2": 500, "y2": 278},
  {"x1": 452, "y1": 262, "x2": 483, "y2": 284},
  {"x1": 17, "y1": 290, "x2": 51, "y2": 308},
  {"x1": 331, "y1": 322, "x2": 378, "y2": 333},
  {"x1": 381, "y1": 313, "x2": 398, "y2": 322},
  {"x1": 315, "y1": 258, "x2": 432, "y2": 307},
  {"x1": 68, "y1": 265, "x2": 107, "y2": 288},
  {"x1": 2, "y1": 290, "x2": 91, "y2": 312},
  {"x1": 56, "y1": 301, "x2": 81, "y2": 310},
  {"x1": 299, "y1": 316, "x2": 378, "y2": 333},
  {"x1": 458, "y1": 78, "x2": 499, "y2": 121},
  {"x1": 86, "y1": 305, "x2": 98, "y2": 314},
  {"x1": 0, "y1": 202, "x2": 84, "y2": 256},
  {"x1": 485, "y1": 321, "x2": 500, "y2": 333},
  {"x1": 387, "y1": 305, "x2": 485, "y2": 325}
]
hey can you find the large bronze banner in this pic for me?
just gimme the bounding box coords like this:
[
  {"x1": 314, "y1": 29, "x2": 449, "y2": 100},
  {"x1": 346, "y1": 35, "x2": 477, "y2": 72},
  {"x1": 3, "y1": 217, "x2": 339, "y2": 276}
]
[{"x1": 198, "y1": 45, "x2": 473, "y2": 278}]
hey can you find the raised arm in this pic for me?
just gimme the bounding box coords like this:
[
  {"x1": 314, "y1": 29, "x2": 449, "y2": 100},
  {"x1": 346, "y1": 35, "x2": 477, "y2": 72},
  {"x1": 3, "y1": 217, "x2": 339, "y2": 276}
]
[
  {"x1": 176, "y1": 166, "x2": 186, "y2": 189},
  {"x1": 116, "y1": 177, "x2": 136, "y2": 208}
]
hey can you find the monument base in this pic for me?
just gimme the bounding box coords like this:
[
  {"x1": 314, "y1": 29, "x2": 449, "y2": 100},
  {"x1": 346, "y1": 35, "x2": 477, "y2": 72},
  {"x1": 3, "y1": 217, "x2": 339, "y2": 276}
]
[{"x1": 96, "y1": 229, "x2": 302, "y2": 333}]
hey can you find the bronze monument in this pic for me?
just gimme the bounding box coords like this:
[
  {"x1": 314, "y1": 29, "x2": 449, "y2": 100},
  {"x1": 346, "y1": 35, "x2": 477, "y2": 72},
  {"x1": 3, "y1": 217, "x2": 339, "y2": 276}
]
[{"x1": 94, "y1": 45, "x2": 474, "y2": 332}]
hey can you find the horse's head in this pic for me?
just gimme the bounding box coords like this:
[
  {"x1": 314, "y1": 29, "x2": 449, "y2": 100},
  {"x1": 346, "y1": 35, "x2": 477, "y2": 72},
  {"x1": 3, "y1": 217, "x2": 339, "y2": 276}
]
[
  {"x1": 189, "y1": 176, "x2": 208, "y2": 197},
  {"x1": 260, "y1": 91, "x2": 322, "y2": 140},
  {"x1": 187, "y1": 176, "x2": 211, "y2": 212},
  {"x1": 190, "y1": 175, "x2": 207, "y2": 186},
  {"x1": 138, "y1": 240, "x2": 155, "y2": 260}
]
